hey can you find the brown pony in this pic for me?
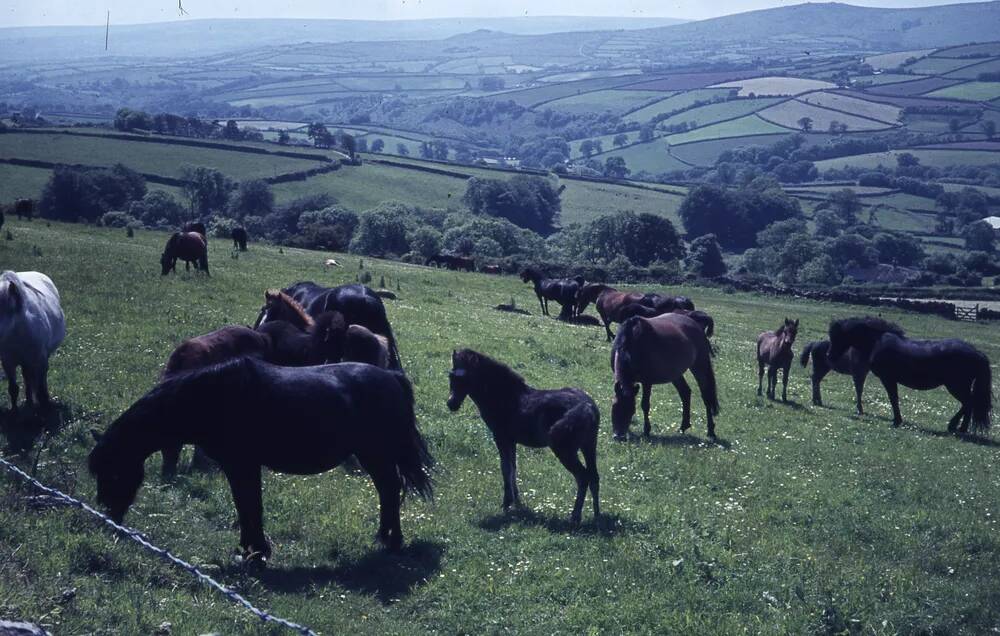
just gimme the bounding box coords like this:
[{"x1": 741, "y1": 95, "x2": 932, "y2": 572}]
[
  {"x1": 343, "y1": 324, "x2": 391, "y2": 368},
  {"x1": 611, "y1": 313, "x2": 719, "y2": 440},
  {"x1": 575, "y1": 284, "x2": 647, "y2": 341},
  {"x1": 161, "y1": 232, "x2": 209, "y2": 276},
  {"x1": 756, "y1": 318, "x2": 799, "y2": 402}
]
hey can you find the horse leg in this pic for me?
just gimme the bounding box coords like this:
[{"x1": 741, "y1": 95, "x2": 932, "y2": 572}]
[
  {"x1": 882, "y1": 379, "x2": 903, "y2": 427},
  {"x1": 368, "y1": 462, "x2": 404, "y2": 550},
  {"x1": 757, "y1": 359, "x2": 765, "y2": 397},
  {"x1": 224, "y1": 465, "x2": 270, "y2": 560},
  {"x1": 602, "y1": 314, "x2": 614, "y2": 342},
  {"x1": 581, "y1": 438, "x2": 600, "y2": 518},
  {"x1": 21, "y1": 364, "x2": 35, "y2": 407},
  {"x1": 811, "y1": 367, "x2": 827, "y2": 407},
  {"x1": 551, "y1": 445, "x2": 589, "y2": 526},
  {"x1": 767, "y1": 365, "x2": 778, "y2": 400},
  {"x1": 496, "y1": 439, "x2": 516, "y2": 510},
  {"x1": 673, "y1": 377, "x2": 692, "y2": 433},
  {"x1": 853, "y1": 370, "x2": 868, "y2": 416},
  {"x1": 33, "y1": 359, "x2": 51, "y2": 407},
  {"x1": 945, "y1": 382, "x2": 972, "y2": 434},
  {"x1": 161, "y1": 444, "x2": 182, "y2": 480},
  {"x1": 640, "y1": 383, "x2": 653, "y2": 436},
  {"x1": 781, "y1": 362, "x2": 790, "y2": 403},
  {"x1": 509, "y1": 446, "x2": 522, "y2": 507},
  {"x1": 1, "y1": 357, "x2": 18, "y2": 411}
]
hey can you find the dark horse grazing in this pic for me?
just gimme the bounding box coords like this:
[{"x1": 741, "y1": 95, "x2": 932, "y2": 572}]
[
  {"x1": 161, "y1": 232, "x2": 209, "y2": 276},
  {"x1": 89, "y1": 358, "x2": 434, "y2": 558},
  {"x1": 257, "y1": 282, "x2": 401, "y2": 369},
  {"x1": 828, "y1": 317, "x2": 993, "y2": 434},
  {"x1": 427, "y1": 253, "x2": 474, "y2": 272},
  {"x1": 800, "y1": 340, "x2": 869, "y2": 414},
  {"x1": 447, "y1": 349, "x2": 600, "y2": 525},
  {"x1": 14, "y1": 199, "x2": 33, "y2": 221},
  {"x1": 182, "y1": 221, "x2": 207, "y2": 238},
  {"x1": 611, "y1": 313, "x2": 719, "y2": 440},
  {"x1": 158, "y1": 315, "x2": 349, "y2": 477},
  {"x1": 613, "y1": 304, "x2": 715, "y2": 339},
  {"x1": 756, "y1": 318, "x2": 799, "y2": 402},
  {"x1": 232, "y1": 226, "x2": 248, "y2": 251},
  {"x1": 520, "y1": 268, "x2": 584, "y2": 319},
  {"x1": 575, "y1": 284, "x2": 647, "y2": 341}
]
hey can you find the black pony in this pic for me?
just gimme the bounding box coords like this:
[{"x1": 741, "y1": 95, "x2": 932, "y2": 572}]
[
  {"x1": 828, "y1": 316, "x2": 993, "y2": 434},
  {"x1": 89, "y1": 357, "x2": 433, "y2": 558},
  {"x1": 232, "y1": 226, "x2": 248, "y2": 251},
  {"x1": 641, "y1": 293, "x2": 695, "y2": 312},
  {"x1": 427, "y1": 253, "x2": 474, "y2": 271},
  {"x1": 182, "y1": 221, "x2": 207, "y2": 238},
  {"x1": 257, "y1": 281, "x2": 401, "y2": 369},
  {"x1": 520, "y1": 268, "x2": 584, "y2": 319},
  {"x1": 447, "y1": 349, "x2": 600, "y2": 525},
  {"x1": 800, "y1": 340, "x2": 869, "y2": 414}
]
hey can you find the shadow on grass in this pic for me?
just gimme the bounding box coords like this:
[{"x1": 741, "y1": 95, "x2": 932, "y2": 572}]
[
  {"x1": 0, "y1": 402, "x2": 72, "y2": 455},
  {"x1": 477, "y1": 507, "x2": 643, "y2": 537},
  {"x1": 621, "y1": 431, "x2": 731, "y2": 449},
  {"x1": 913, "y1": 425, "x2": 1000, "y2": 448},
  {"x1": 253, "y1": 539, "x2": 445, "y2": 603}
]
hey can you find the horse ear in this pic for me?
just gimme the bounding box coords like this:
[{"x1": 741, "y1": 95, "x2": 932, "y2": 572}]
[
  {"x1": 794, "y1": 319, "x2": 799, "y2": 326},
  {"x1": 89, "y1": 428, "x2": 103, "y2": 443},
  {"x1": 6, "y1": 283, "x2": 19, "y2": 307}
]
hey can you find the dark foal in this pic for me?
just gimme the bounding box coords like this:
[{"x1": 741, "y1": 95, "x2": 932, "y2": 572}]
[
  {"x1": 800, "y1": 340, "x2": 869, "y2": 414},
  {"x1": 756, "y1": 318, "x2": 799, "y2": 402},
  {"x1": 447, "y1": 349, "x2": 600, "y2": 525},
  {"x1": 828, "y1": 316, "x2": 993, "y2": 434},
  {"x1": 520, "y1": 268, "x2": 584, "y2": 319},
  {"x1": 89, "y1": 358, "x2": 433, "y2": 559}
]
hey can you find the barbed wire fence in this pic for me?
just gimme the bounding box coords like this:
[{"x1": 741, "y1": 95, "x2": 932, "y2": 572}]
[{"x1": 0, "y1": 455, "x2": 319, "y2": 636}]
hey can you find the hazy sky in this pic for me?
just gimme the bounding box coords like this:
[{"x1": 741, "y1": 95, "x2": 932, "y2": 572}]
[{"x1": 2, "y1": 0, "x2": 987, "y2": 28}]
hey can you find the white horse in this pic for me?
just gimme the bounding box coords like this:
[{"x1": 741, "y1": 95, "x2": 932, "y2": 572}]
[{"x1": 0, "y1": 271, "x2": 66, "y2": 410}]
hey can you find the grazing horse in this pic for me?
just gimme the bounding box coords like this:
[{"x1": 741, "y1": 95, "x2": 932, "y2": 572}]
[
  {"x1": 611, "y1": 303, "x2": 715, "y2": 339},
  {"x1": 257, "y1": 282, "x2": 401, "y2": 369},
  {"x1": 182, "y1": 221, "x2": 207, "y2": 238},
  {"x1": 88, "y1": 357, "x2": 434, "y2": 558},
  {"x1": 447, "y1": 349, "x2": 599, "y2": 525},
  {"x1": 14, "y1": 199, "x2": 33, "y2": 221},
  {"x1": 575, "y1": 284, "x2": 646, "y2": 341},
  {"x1": 828, "y1": 316, "x2": 993, "y2": 434},
  {"x1": 161, "y1": 232, "x2": 209, "y2": 276},
  {"x1": 641, "y1": 293, "x2": 695, "y2": 313},
  {"x1": 800, "y1": 340, "x2": 868, "y2": 414},
  {"x1": 232, "y1": 226, "x2": 248, "y2": 251},
  {"x1": 343, "y1": 324, "x2": 391, "y2": 368},
  {"x1": 427, "y1": 253, "x2": 475, "y2": 272},
  {"x1": 0, "y1": 271, "x2": 65, "y2": 411},
  {"x1": 757, "y1": 318, "x2": 799, "y2": 402},
  {"x1": 481, "y1": 264, "x2": 502, "y2": 275},
  {"x1": 611, "y1": 313, "x2": 719, "y2": 440},
  {"x1": 520, "y1": 268, "x2": 584, "y2": 319}
]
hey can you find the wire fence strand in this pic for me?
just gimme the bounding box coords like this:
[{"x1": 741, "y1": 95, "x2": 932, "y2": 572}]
[{"x1": 0, "y1": 455, "x2": 319, "y2": 636}]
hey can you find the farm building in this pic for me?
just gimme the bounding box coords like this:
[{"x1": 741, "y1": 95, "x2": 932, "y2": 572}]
[{"x1": 982, "y1": 216, "x2": 1000, "y2": 234}]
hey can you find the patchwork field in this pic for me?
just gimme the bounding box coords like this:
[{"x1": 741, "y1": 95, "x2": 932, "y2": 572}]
[
  {"x1": 796, "y1": 92, "x2": 902, "y2": 124},
  {"x1": 758, "y1": 100, "x2": 897, "y2": 132},
  {"x1": 815, "y1": 148, "x2": 1000, "y2": 171},
  {"x1": 926, "y1": 81, "x2": 1000, "y2": 101},
  {"x1": 864, "y1": 49, "x2": 936, "y2": 70},
  {"x1": 654, "y1": 97, "x2": 786, "y2": 129},
  {"x1": 1, "y1": 221, "x2": 999, "y2": 634},
  {"x1": 622, "y1": 89, "x2": 730, "y2": 124},
  {"x1": 665, "y1": 115, "x2": 790, "y2": 144},
  {"x1": 543, "y1": 89, "x2": 663, "y2": 115},
  {"x1": 710, "y1": 77, "x2": 835, "y2": 97}
]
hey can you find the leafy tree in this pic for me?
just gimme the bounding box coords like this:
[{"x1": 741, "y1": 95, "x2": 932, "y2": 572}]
[
  {"x1": 964, "y1": 220, "x2": 996, "y2": 253},
  {"x1": 757, "y1": 218, "x2": 809, "y2": 249},
  {"x1": 799, "y1": 254, "x2": 841, "y2": 285},
  {"x1": 639, "y1": 125, "x2": 655, "y2": 142},
  {"x1": 604, "y1": 156, "x2": 630, "y2": 179},
  {"x1": 582, "y1": 211, "x2": 685, "y2": 267},
  {"x1": 797, "y1": 116, "x2": 813, "y2": 132},
  {"x1": 348, "y1": 204, "x2": 410, "y2": 256},
  {"x1": 679, "y1": 184, "x2": 802, "y2": 251},
  {"x1": 896, "y1": 152, "x2": 920, "y2": 168},
  {"x1": 397, "y1": 143, "x2": 410, "y2": 156},
  {"x1": 277, "y1": 131, "x2": 290, "y2": 145},
  {"x1": 180, "y1": 166, "x2": 232, "y2": 217},
  {"x1": 949, "y1": 118, "x2": 962, "y2": 134},
  {"x1": 462, "y1": 175, "x2": 561, "y2": 234},
  {"x1": 128, "y1": 190, "x2": 186, "y2": 228},
  {"x1": 228, "y1": 179, "x2": 274, "y2": 219},
  {"x1": 371, "y1": 138, "x2": 385, "y2": 153},
  {"x1": 827, "y1": 233, "x2": 878, "y2": 269},
  {"x1": 340, "y1": 133, "x2": 358, "y2": 159},
  {"x1": 295, "y1": 206, "x2": 359, "y2": 251},
  {"x1": 39, "y1": 164, "x2": 146, "y2": 222},
  {"x1": 409, "y1": 226, "x2": 443, "y2": 259},
  {"x1": 613, "y1": 133, "x2": 629, "y2": 148},
  {"x1": 873, "y1": 232, "x2": 926, "y2": 266},
  {"x1": 777, "y1": 233, "x2": 821, "y2": 284},
  {"x1": 223, "y1": 120, "x2": 241, "y2": 140},
  {"x1": 827, "y1": 189, "x2": 863, "y2": 225},
  {"x1": 983, "y1": 120, "x2": 997, "y2": 140},
  {"x1": 307, "y1": 122, "x2": 335, "y2": 148},
  {"x1": 813, "y1": 209, "x2": 844, "y2": 238},
  {"x1": 687, "y1": 234, "x2": 727, "y2": 277}
]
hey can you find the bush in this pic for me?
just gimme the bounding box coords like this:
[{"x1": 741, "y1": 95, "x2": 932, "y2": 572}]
[
  {"x1": 799, "y1": 254, "x2": 841, "y2": 285},
  {"x1": 40, "y1": 164, "x2": 147, "y2": 222},
  {"x1": 128, "y1": 190, "x2": 186, "y2": 228},
  {"x1": 686, "y1": 234, "x2": 727, "y2": 277},
  {"x1": 349, "y1": 205, "x2": 409, "y2": 257},
  {"x1": 208, "y1": 216, "x2": 239, "y2": 239},
  {"x1": 99, "y1": 211, "x2": 137, "y2": 228},
  {"x1": 295, "y1": 206, "x2": 359, "y2": 251},
  {"x1": 408, "y1": 226, "x2": 443, "y2": 259}
]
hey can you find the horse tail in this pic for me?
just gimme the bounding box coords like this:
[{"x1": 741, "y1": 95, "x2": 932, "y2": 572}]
[
  {"x1": 800, "y1": 341, "x2": 817, "y2": 368},
  {"x1": 699, "y1": 339, "x2": 721, "y2": 417},
  {"x1": 390, "y1": 371, "x2": 434, "y2": 500},
  {"x1": 970, "y1": 356, "x2": 993, "y2": 434},
  {"x1": 694, "y1": 310, "x2": 714, "y2": 338},
  {"x1": 380, "y1": 314, "x2": 403, "y2": 370}
]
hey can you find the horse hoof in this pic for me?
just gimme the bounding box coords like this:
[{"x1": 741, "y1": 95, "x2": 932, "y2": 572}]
[{"x1": 612, "y1": 434, "x2": 627, "y2": 442}]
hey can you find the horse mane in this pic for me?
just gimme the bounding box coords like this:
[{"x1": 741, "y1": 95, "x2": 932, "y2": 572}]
[
  {"x1": 833, "y1": 316, "x2": 905, "y2": 338},
  {"x1": 266, "y1": 289, "x2": 314, "y2": 328},
  {"x1": 520, "y1": 267, "x2": 543, "y2": 282},
  {"x1": 455, "y1": 349, "x2": 528, "y2": 394}
]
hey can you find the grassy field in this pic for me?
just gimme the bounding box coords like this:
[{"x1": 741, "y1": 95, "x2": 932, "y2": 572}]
[
  {"x1": 926, "y1": 81, "x2": 1000, "y2": 101},
  {"x1": 655, "y1": 97, "x2": 785, "y2": 129},
  {"x1": 0, "y1": 133, "x2": 323, "y2": 181},
  {"x1": 904, "y1": 56, "x2": 982, "y2": 76},
  {"x1": 796, "y1": 92, "x2": 902, "y2": 124},
  {"x1": 668, "y1": 134, "x2": 790, "y2": 167},
  {"x1": 623, "y1": 89, "x2": 731, "y2": 124},
  {"x1": 758, "y1": 100, "x2": 896, "y2": 132},
  {"x1": 543, "y1": 90, "x2": 663, "y2": 116},
  {"x1": 710, "y1": 77, "x2": 835, "y2": 97},
  {"x1": 815, "y1": 148, "x2": 1000, "y2": 171},
  {"x1": 1, "y1": 221, "x2": 999, "y2": 634},
  {"x1": 665, "y1": 115, "x2": 790, "y2": 145},
  {"x1": 864, "y1": 49, "x2": 935, "y2": 70}
]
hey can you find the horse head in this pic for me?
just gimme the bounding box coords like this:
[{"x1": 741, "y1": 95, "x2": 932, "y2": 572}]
[
  {"x1": 0, "y1": 273, "x2": 22, "y2": 314},
  {"x1": 828, "y1": 316, "x2": 901, "y2": 362},
  {"x1": 781, "y1": 318, "x2": 799, "y2": 348},
  {"x1": 88, "y1": 429, "x2": 144, "y2": 523},
  {"x1": 447, "y1": 349, "x2": 481, "y2": 412},
  {"x1": 611, "y1": 378, "x2": 639, "y2": 441}
]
